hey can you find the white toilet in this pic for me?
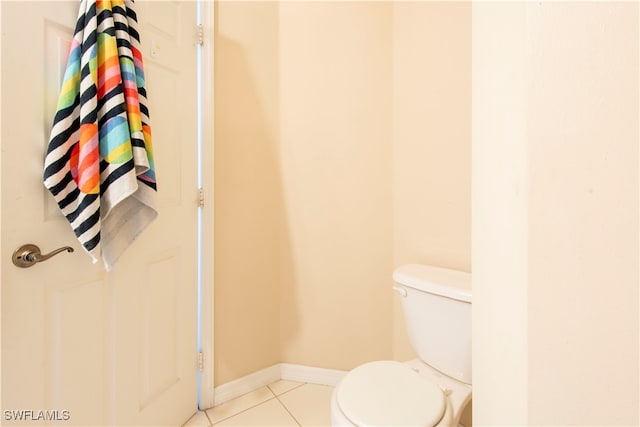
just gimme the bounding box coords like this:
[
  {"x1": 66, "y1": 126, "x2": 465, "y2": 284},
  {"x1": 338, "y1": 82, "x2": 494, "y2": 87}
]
[{"x1": 331, "y1": 264, "x2": 472, "y2": 427}]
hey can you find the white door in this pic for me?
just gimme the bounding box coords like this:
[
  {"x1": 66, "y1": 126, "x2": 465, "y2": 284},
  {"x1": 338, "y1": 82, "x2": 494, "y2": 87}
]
[{"x1": 1, "y1": 1, "x2": 199, "y2": 425}]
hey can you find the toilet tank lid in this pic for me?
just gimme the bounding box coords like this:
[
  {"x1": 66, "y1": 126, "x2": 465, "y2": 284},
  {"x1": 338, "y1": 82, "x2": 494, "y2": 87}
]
[{"x1": 393, "y1": 264, "x2": 472, "y2": 303}]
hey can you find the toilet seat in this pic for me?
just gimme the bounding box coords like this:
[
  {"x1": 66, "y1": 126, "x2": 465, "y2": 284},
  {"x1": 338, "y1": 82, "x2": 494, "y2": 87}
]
[{"x1": 336, "y1": 361, "x2": 446, "y2": 427}]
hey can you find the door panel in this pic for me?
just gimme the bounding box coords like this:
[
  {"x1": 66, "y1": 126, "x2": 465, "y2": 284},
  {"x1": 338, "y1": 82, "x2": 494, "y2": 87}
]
[
  {"x1": 1, "y1": 1, "x2": 198, "y2": 425},
  {"x1": 46, "y1": 278, "x2": 108, "y2": 423}
]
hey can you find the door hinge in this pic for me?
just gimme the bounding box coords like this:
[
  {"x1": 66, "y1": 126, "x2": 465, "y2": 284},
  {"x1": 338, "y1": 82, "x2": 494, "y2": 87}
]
[
  {"x1": 197, "y1": 24, "x2": 204, "y2": 46},
  {"x1": 197, "y1": 352, "x2": 204, "y2": 371},
  {"x1": 198, "y1": 188, "x2": 204, "y2": 207}
]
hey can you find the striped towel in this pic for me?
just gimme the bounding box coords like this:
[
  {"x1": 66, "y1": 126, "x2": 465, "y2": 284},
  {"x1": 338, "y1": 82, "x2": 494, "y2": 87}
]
[{"x1": 44, "y1": 0, "x2": 157, "y2": 271}]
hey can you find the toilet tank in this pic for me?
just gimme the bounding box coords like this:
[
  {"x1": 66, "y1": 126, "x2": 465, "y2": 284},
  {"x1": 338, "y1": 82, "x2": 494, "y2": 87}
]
[{"x1": 393, "y1": 264, "x2": 472, "y2": 384}]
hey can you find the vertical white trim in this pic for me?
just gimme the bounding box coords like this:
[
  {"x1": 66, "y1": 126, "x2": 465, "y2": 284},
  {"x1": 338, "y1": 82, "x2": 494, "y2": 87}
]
[
  {"x1": 198, "y1": 0, "x2": 215, "y2": 411},
  {"x1": 472, "y1": 3, "x2": 528, "y2": 425}
]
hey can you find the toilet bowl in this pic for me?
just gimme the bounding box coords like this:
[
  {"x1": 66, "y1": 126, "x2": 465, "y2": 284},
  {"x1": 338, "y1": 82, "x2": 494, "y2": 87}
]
[
  {"x1": 331, "y1": 359, "x2": 471, "y2": 426},
  {"x1": 331, "y1": 265, "x2": 472, "y2": 427}
]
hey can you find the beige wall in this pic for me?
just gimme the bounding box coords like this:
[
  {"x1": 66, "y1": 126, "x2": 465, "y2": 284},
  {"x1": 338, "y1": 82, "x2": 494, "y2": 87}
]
[
  {"x1": 214, "y1": 1, "x2": 396, "y2": 383},
  {"x1": 472, "y1": 3, "x2": 529, "y2": 424},
  {"x1": 473, "y1": 2, "x2": 639, "y2": 425},
  {"x1": 527, "y1": 3, "x2": 638, "y2": 425},
  {"x1": 391, "y1": 1, "x2": 472, "y2": 362},
  {"x1": 214, "y1": 1, "x2": 281, "y2": 385},
  {"x1": 278, "y1": 2, "x2": 394, "y2": 369},
  {"x1": 215, "y1": 1, "x2": 471, "y2": 386}
]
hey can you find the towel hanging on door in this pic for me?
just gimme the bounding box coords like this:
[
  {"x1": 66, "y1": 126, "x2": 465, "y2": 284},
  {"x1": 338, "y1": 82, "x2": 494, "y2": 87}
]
[{"x1": 43, "y1": 0, "x2": 157, "y2": 271}]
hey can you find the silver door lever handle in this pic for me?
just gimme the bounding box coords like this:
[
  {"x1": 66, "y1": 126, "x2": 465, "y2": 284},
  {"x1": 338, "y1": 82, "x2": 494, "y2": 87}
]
[{"x1": 12, "y1": 244, "x2": 74, "y2": 268}]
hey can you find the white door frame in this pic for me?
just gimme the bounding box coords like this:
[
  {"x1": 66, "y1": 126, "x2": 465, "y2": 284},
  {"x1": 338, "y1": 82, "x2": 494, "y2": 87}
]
[{"x1": 198, "y1": 0, "x2": 215, "y2": 411}]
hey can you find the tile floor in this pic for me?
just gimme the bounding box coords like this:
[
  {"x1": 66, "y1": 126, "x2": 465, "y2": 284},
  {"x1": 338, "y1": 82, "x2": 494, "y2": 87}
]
[{"x1": 183, "y1": 380, "x2": 334, "y2": 427}]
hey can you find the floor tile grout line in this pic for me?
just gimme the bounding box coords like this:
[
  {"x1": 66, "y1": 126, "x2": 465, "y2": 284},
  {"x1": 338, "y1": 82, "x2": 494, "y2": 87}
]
[
  {"x1": 203, "y1": 382, "x2": 333, "y2": 427},
  {"x1": 203, "y1": 409, "x2": 213, "y2": 426},
  {"x1": 207, "y1": 396, "x2": 278, "y2": 425},
  {"x1": 269, "y1": 381, "x2": 306, "y2": 398},
  {"x1": 267, "y1": 382, "x2": 307, "y2": 427},
  {"x1": 274, "y1": 394, "x2": 302, "y2": 427},
  {"x1": 206, "y1": 390, "x2": 278, "y2": 425}
]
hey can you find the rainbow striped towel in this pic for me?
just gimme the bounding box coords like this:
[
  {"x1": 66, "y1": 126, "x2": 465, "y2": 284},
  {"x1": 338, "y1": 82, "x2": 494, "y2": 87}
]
[{"x1": 44, "y1": 0, "x2": 157, "y2": 271}]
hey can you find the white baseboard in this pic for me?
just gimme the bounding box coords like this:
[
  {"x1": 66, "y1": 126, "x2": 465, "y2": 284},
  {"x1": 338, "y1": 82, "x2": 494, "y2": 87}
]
[
  {"x1": 212, "y1": 363, "x2": 348, "y2": 407},
  {"x1": 280, "y1": 363, "x2": 347, "y2": 387},
  {"x1": 213, "y1": 364, "x2": 281, "y2": 407}
]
